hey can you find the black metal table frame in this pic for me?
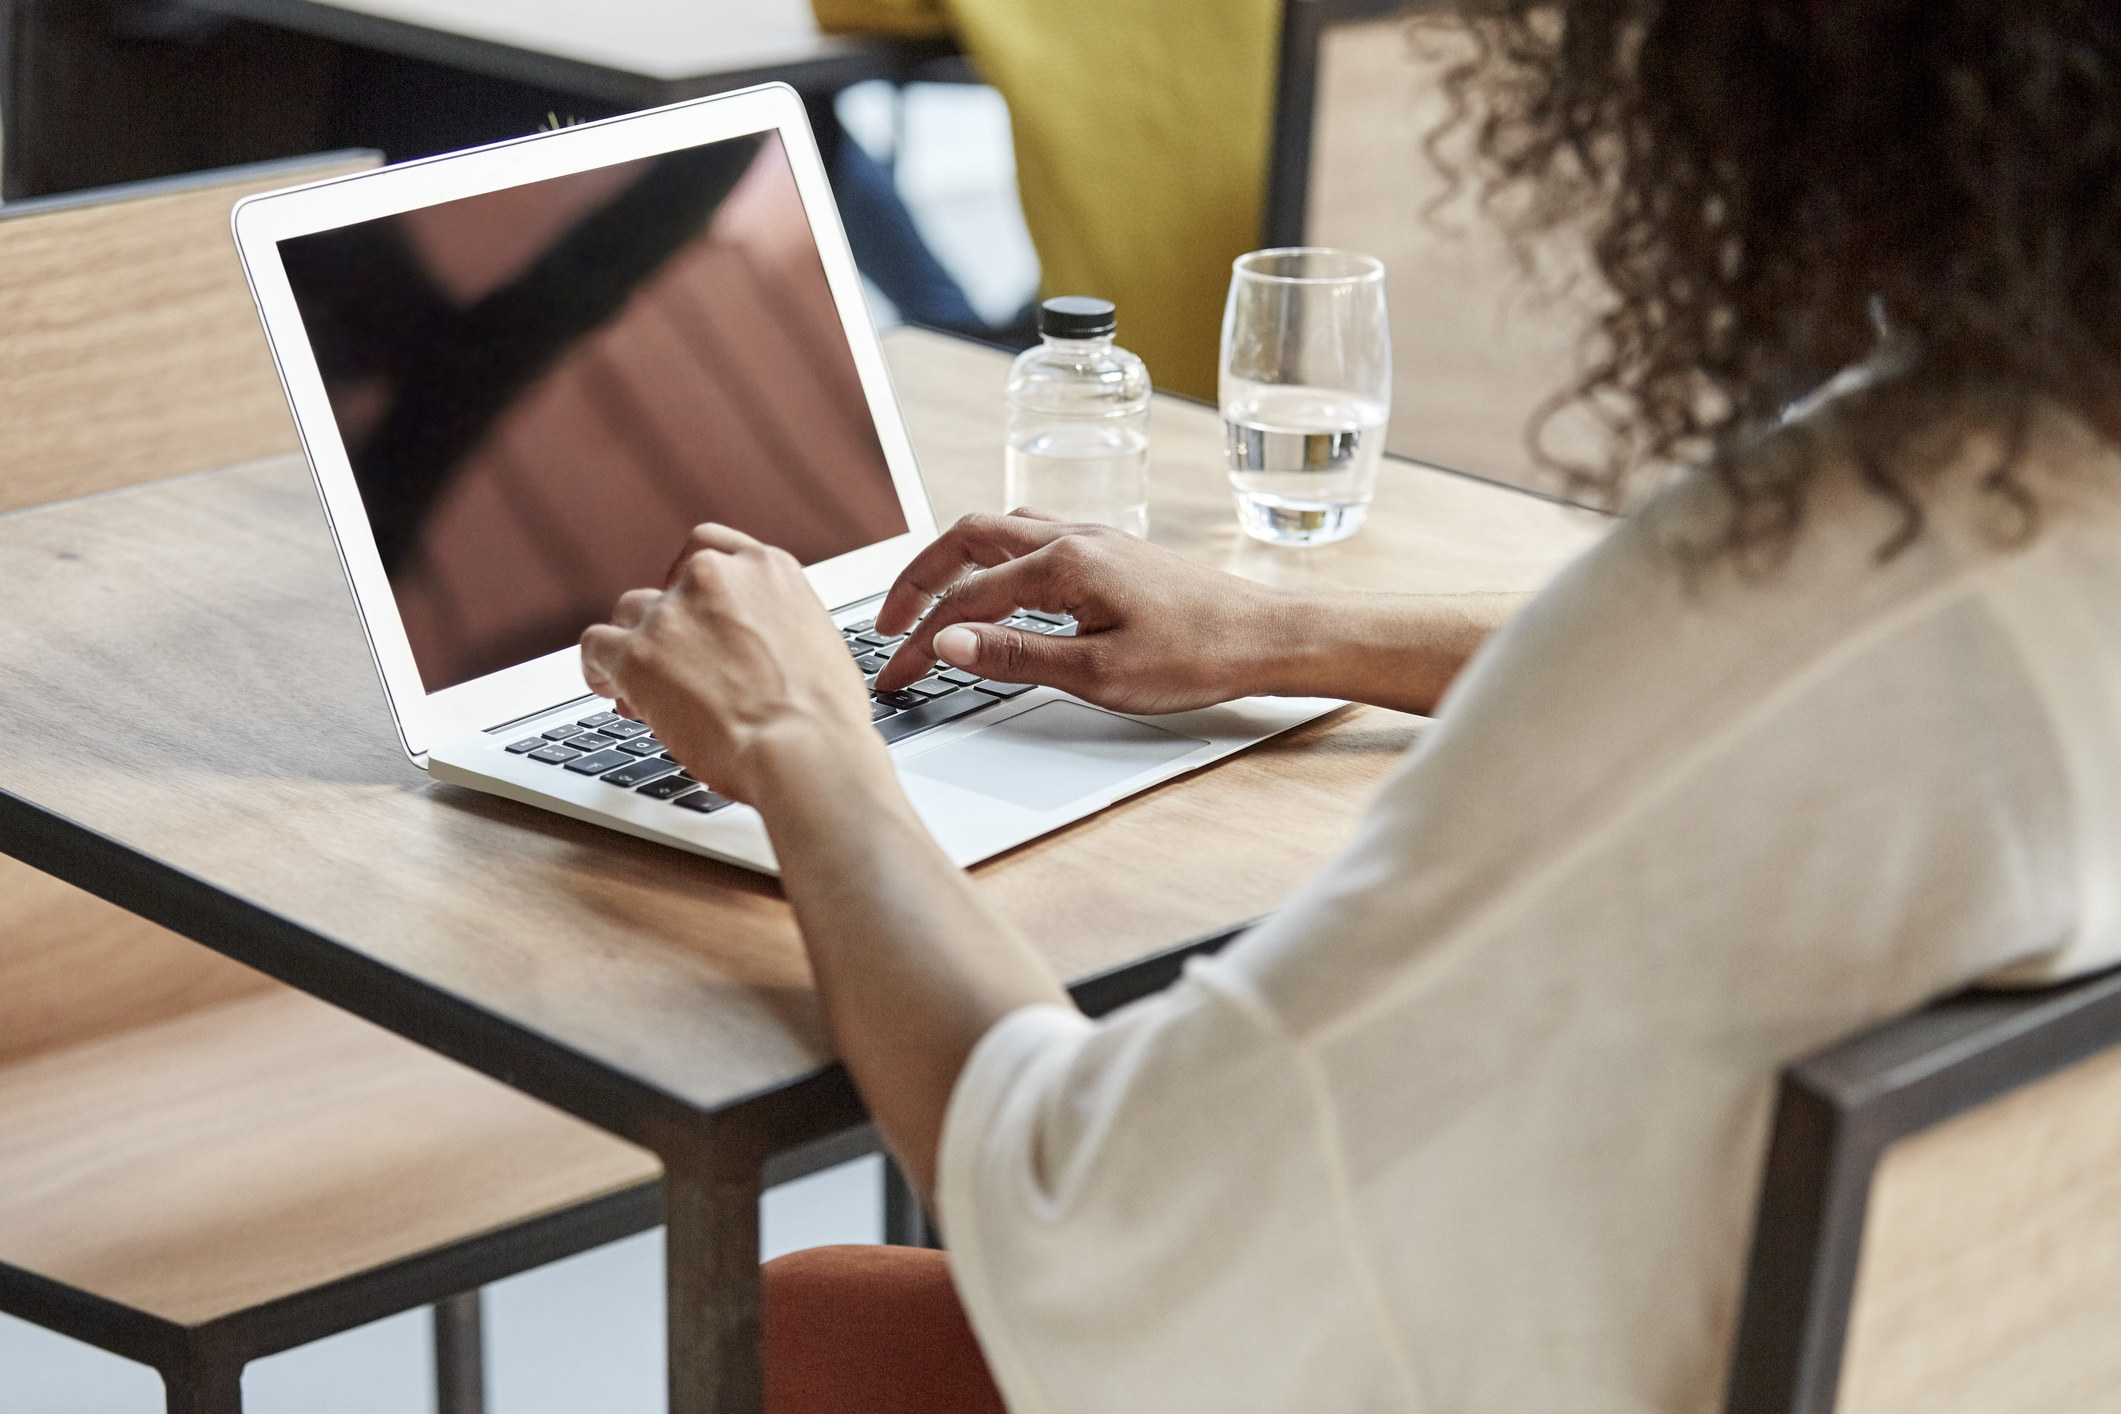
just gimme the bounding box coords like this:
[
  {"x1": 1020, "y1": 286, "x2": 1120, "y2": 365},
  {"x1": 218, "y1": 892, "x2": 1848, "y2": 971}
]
[{"x1": 0, "y1": 785, "x2": 1248, "y2": 1414}]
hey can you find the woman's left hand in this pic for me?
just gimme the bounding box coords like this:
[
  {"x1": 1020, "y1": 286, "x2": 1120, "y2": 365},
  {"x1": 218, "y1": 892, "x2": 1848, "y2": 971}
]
[
  {"x1": 584, "y1": 522, "x2": 1068, "y2": 1206},
  {"x1": 578, "y1": 523, "x2": 888, "y2": 805}
]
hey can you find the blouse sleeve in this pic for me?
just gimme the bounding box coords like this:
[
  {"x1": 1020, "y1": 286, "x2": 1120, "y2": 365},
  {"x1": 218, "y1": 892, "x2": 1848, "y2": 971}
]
[{"x1": 936, "y1": 962, "x2": 1420, "y2": 1414}]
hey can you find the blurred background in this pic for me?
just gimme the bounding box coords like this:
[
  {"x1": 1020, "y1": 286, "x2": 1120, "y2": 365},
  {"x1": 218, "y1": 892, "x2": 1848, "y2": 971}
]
[{"x1": 0, "y1": 0, "x2": 1587, "y2": 439}]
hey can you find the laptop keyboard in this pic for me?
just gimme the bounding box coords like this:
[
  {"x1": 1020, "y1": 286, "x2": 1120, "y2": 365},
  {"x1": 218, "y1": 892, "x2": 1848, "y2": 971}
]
[{"x1": 499, "y1": 611, "x2": 1073, "y2": 814}]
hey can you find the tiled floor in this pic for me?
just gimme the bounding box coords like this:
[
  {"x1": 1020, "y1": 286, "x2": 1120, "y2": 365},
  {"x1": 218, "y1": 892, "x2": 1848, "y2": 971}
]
[{"x1": 0, "y1": 80, "x2": 1033, "y2": 1414}]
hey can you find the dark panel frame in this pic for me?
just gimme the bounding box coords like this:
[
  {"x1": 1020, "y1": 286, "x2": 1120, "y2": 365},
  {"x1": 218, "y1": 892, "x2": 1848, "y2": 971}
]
[
  {"x1": 1263, "y1": 0, "x2": 1326, "y2": 248},
  {"x1": 1264, "y1": 0, "x2": 1441, "y2": 248},
  {"x1": 1725, "y1": 964, "x2": 2121, "y2": 1414},
  {"x1": 177, "y1": 0, "x2": 933, "y2": 109},
  {"x1": 0, "y1": 0, "x2": 344, "y2": 200},
  {"x1": 0, "y1": 0, "x2": 960, "y2": 202}
]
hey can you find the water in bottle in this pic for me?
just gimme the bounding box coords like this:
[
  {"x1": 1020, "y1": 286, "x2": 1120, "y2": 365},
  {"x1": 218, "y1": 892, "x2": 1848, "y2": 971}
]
[{"x1": 1004, "y1": 297, "x2": 1151, "y2": 537}]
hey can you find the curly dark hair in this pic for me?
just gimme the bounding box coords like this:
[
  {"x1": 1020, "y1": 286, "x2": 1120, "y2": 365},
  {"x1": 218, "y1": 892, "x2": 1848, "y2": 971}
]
[{"x1": 1427, "y1": 1, "x2": 2121, "y2": 562}]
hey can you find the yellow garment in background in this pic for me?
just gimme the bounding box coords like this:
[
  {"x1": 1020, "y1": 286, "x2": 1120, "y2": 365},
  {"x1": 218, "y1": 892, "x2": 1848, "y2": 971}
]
[{"x1": 814, "y1": 0, "x2": 1281, "y2": 398}]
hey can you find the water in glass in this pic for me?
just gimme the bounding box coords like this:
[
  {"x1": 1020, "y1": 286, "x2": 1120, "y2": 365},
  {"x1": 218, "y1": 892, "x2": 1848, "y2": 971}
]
[
  {"x1": 1222, "y1": 381, "x2": 1387, "y2": 544},
  {"x1": 1219, "y1": 248, "x2": 1391, "y2": 546}
]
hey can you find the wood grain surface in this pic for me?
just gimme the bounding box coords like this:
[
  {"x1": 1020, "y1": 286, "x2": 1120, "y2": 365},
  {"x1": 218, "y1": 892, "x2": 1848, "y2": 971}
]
[
  {"x1": 1835, "y1": 1041, "x2": 2121, "y2": 1414},
  {"x1": 0, "y1": 329, "x2": 1603, "y2": 1129},
  {"x1": 0, "y1": 151, "x2": 376, "y2": 517},
  {"x1": 0, "y1": 863, "x2": 271, "y2": 1069},
  {"x1": 0, "y1": 988, "x2": 657, "y2": 1323}
]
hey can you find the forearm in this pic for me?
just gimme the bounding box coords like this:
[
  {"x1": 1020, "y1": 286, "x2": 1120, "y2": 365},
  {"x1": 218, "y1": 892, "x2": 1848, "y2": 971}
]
[
  {"x1": 1247, "y1": 590, "x2": 1528, "y2": 715},
  {"x1": 753, "y1": 737, "x2": 1069, "y2": 1206}
]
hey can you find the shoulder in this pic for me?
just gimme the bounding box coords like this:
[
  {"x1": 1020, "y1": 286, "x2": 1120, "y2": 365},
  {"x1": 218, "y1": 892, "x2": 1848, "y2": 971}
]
[
  {"x1": 1437, "y1": 389, "x2": 2121, "y2": 749},
  {"x1": 1220, "y1": 395, "x2": 2104, "y2": 1025}
]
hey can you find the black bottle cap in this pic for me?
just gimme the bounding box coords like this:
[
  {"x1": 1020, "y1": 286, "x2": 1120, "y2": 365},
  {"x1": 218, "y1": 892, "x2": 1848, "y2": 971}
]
[{"x1": 1037, "y1": 295, "x2": 1117, "y2": 339}]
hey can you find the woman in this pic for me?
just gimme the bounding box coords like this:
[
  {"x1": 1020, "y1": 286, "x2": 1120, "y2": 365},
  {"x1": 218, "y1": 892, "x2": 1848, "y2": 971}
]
[{"x1": 582, "y1": 2, "x2": 2121, "y2": 1410}]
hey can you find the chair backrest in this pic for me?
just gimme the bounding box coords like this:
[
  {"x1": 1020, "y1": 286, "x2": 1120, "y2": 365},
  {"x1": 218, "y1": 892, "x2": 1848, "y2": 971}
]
[
  {"x1": 1727, "y1": 967, "x2": 2121, "y2": 1414},
  {"x1": 1274, "y1": 1, "x2": 1602, "y2": 496},
  {"x1": 0, "y1": 149, "x2": 376, "y2": 515},
  {"x1": 0, "y1": 150, "x2": 377, "y2": 1064}
]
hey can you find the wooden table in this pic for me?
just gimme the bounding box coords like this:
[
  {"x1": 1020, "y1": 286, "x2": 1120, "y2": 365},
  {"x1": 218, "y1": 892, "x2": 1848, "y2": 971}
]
[
  {"x1": 178, "y1": 0, "x2": 939, "y2": 109},
  {"x1": 0, "y1": 326, "x2": 1602, "y2": 1413}
]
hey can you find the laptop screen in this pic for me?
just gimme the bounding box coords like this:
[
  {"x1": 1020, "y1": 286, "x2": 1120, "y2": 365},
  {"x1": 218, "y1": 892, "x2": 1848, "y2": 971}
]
[{"x1": 278, "y1": 130, "x2": 908, "y2": 694}]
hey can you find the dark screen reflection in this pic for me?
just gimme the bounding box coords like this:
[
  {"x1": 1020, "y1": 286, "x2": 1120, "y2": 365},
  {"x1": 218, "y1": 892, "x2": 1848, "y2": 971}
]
[{"x1": 281, "y1": 132, "x2": 907, "y2": 693}]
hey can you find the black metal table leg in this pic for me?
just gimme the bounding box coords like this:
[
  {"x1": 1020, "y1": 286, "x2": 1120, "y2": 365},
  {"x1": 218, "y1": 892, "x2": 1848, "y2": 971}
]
[
  {"x1": 882, "y1": 1154, "x2": 939, "y2": 1249},
  {"x1": 665, "y1": 1132, "x2": 766, "y2": 1414},
  {"x1": 434, "y1": 1289, "x2": 487, "y2": 1414},
  {"x1": 161, "y1": 1348, "x2": 244, "y2": 1414}
]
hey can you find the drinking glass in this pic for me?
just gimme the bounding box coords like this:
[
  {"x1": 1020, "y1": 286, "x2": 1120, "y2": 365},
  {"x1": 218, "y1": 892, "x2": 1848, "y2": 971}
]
[{"x1": 1219, "y1": 248, "x2": 1391, "y2": 545}]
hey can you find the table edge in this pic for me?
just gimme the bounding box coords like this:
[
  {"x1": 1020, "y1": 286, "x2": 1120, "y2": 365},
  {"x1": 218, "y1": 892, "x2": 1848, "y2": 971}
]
[{"x1": 0, "y1": 782, "x2": 1257, "y2": 1164}]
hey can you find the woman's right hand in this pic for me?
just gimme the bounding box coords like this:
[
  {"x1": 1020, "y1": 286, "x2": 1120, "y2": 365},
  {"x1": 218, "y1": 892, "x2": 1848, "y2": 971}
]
[{"x1": 871, "y1": 510, "x2": 1288, "y2": 715}]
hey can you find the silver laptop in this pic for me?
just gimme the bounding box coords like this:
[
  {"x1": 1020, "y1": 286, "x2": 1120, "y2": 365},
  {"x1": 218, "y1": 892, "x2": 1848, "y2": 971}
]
[{"x1": 233, "y1": 83, "x2": 1337, "y2": 874}]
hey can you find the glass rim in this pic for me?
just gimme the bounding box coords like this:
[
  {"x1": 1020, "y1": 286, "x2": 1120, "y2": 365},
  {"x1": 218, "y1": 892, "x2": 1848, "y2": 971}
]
[{"x1": 1231, "y1": 246, "x2": 1385, "y2": 285}]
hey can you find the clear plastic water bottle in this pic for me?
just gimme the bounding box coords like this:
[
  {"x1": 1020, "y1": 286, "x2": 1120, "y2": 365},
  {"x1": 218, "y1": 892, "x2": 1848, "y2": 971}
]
[{"x1": 1004, "y1": 296, "x2": 1151, "y2": 536}]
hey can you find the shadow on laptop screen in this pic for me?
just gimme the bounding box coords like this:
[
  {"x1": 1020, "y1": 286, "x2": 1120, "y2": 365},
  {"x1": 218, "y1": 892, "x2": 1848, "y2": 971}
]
[{"x1": 280, "y1": 131, "x2": 907, "y2": 693}]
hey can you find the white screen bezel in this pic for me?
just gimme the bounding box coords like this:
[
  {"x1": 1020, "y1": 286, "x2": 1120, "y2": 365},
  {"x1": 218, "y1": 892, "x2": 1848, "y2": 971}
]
[{"x1": 233, "y1": 84, "x2": 938, "y2": 761}]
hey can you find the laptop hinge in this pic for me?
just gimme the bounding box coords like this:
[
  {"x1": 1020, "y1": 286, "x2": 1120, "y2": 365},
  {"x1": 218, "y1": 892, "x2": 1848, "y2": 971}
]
[{"x1": 484, "y1": 692, "x2": 599, "y2": 735}]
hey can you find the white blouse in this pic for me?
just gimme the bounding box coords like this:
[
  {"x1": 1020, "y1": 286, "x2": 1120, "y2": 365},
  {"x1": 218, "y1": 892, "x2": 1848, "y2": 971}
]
[{"x1": 937, "y1": 402, "x2": 2121, "y2": 1414}]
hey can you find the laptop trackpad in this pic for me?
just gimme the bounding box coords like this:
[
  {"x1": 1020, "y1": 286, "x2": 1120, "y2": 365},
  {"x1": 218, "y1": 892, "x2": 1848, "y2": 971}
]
[{"x1": 904, "y1": 701, "x2": 1208, "y2": 813}]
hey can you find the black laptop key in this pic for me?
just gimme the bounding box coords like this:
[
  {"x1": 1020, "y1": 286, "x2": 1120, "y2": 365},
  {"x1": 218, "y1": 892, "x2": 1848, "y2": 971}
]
[
  {"x1": 855, "y1": 653, "x2": 891, "y2": 675},
  {"x1": 601, "y1": 719, "x2": 652, "y2": 739},
  {"x1": 577, "y1": 712, "x2": 620, "y2": 728},
  {"x1": 563, "y1": 748, "x2": 635, "y2": 775},
  {"x1": 854, "y1": 631, "x2": 901, "y2": 648},
  {"x1": 875, "y1": 689, "x2": 990, "y2": 744},
  {"x1": 906, "y1": 679, "x2": 958, "y2": 701},
  {"x1": 543, "y1": 726, "x2": 587, "y2": 740},
  {"x1": 871, "y1": 701, "x2": 901, "y2": 722},
  {"x1": 975, "y1": 680, "x2": 1035, "y2": 698},
  {"x1": 505, "y1": 737, "x2": 547, "y2": 753},
  {"x1": 569, "y1": 732, "x2": 620, "y2": 751},
  {"x1": 674, "y1": 788, "x2": 735, "y2": 813},
  {"x1": 636, "y1": 772, "x2": 698, "y2": 799},
  {"x1": 874, "y1": 689, "x2": 926, "y2": 712},
  {"x1": 528, "y1": 745, "x2": 583, "y2": 764},
  {"x1": 617, "y1": 737, "x2": 664, "y2": 757},
  {"x1": 937, "y1": 669, "x2": 982, "y2": 686},
  {"x1": 601, "y1": 757, "x2": 681, "y2": 788},
  {"x1": 844, "y1": 618, "x2": 875, "y2": 634}
]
